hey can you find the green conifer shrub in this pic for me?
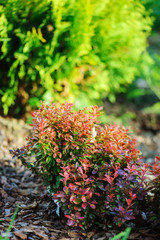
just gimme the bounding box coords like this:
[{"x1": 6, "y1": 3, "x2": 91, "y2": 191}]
[{"x1": 0, "y1": 0, "x2": 153, "y2": 115}]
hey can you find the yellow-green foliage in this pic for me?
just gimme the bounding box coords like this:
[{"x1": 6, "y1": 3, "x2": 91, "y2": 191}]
[{"x1": 0, "y1": 0, "x2": 152, "y2": 115}]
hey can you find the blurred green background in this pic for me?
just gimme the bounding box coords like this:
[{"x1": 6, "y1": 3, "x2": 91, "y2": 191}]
[{"x1": 0, "y1": 0, "x2": 160, "y2": 125}]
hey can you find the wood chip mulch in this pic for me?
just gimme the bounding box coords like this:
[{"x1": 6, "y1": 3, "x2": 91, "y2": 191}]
[{"x1": 0, "y1": 160, "x2": 160, "y2": 240}]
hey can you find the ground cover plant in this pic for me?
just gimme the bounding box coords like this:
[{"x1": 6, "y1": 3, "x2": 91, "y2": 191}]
[
  {"x1": 11, "y1": 102, "x2": 160, "y2": 230},
  {"x1": 0, "y1": 0, "x2": 152, "y2": 116}
]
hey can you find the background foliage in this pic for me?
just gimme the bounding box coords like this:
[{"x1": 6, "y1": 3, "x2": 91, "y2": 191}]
[
  {"x1": 0, "y1": 0, "x2": 152, "y2": 116},
  {"x1": 141, "y1": 0, "x2": 160, "y2": 29},
  {"x1": 122, "y1": 0, "x2": 160, "y2": 119}
]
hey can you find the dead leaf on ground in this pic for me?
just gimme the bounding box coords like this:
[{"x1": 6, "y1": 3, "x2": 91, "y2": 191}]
[
  {"x1": 1, "y1": 176, "x2": 8, "y2": 185},
  {"x1": 86, "y1": 231, "x2": 95, "y2": 238},
  {"x1": 14, "y1": 231, "x2": 28, "y2": 240},
  {"x1": 0, "y1": 188, "x2": 8, "y2": 198},
  {"x1": 17, "y1": 189, "x2": 32, "y2": 196},
  {"x1": 19, "y1": 201, "x2": 37, "y2": 210},
  {"x1": 68, "y1": 230, "x2": 80, "y2": 238},
  {"x1": 5, "y1": 208, "x2": 11, "y2": 216},
  {"x1": 128, "y1": 233, "x2": 140, "y2": 239},
  {"x1": 33, "y1": 230, "x2": 49, "y2": 240}
]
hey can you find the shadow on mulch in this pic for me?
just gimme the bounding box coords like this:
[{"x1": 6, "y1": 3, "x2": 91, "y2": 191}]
[
  {"x1": 0, "y1": 160, "x2": 160, "y2": 240},
  {"x1": 0, "y1": 161, "x2": 68, "y2": 240}
]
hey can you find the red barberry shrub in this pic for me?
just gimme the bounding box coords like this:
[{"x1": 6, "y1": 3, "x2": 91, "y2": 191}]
[
  {"x1": 11, "y1": 102, "x2": 160, "y2": 229},
  {"x1": 54, "y1": 126, "x2": 147, "y2": 229},
  {"x1": 11, "y1": 101, "x2": 102, "y2": 191}
]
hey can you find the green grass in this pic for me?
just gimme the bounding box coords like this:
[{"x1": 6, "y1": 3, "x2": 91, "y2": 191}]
[
  {"x1": 0, "y1": 206, "x2": 19, "y2": 240},
  {"x1": 110, "y1": 227, "x2": 131, "y2": 240}
]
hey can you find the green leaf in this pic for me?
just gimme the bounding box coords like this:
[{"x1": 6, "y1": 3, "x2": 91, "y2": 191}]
[
  {"x1": 110, "y1": 227, "x2": 131, "y2": 240},
  {"x1": 4, "y1": 206, "x2": 19, "y2": 240},
  {"x1": 56, "y1": 175, "x2": 62, "y2": 188}
]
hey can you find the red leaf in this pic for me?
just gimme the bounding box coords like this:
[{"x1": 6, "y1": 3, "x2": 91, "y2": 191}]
[
  {"x1": 95, "y1": 192, "x2": 101, "y2": 196},
  {"x1": 73, "y1": 198, "x2": 79, "y2": 205},
  {"x1": 74, "y1": 206, "x2": 79, "y2": 210},
  {"x1": 59, "y1": 152, "x2": 62, "y2": 158},
  {"x1": 91, "y1": 200, "x2": 97, "y2": 204},
  {"x1": 114, "y1": 170, "x2": 118, "y2": 178},
  {"x1": 119, "y1": 206, "x2": 124, "y2": 212},
  {"x1": 78, "y1": 167, "x2": 83, "y2": 175},
  {"x1": 81, "y1": 188, "x2": 88, "y2": 195},
  {"x1": 88, "y1": 191, "x2": 93, "y2": 199},
  {"x1": 82, "y1": 203, "x2": 87, "y2": 209},
  {"x1": 54, "y1": 193, "x2": 65, "y2": 198},
  {"x1": 129, "y1": 191, "x2": 136, "y2": 200},
  {"x1": 70, "y1": 194, "x2": 76, "y2": 202},
  {"x1": 65, "y1": 214, "x2": 71, "y2": 219},
  {"x1": 82, "y1": 196, "x2": 87, "y2": 202},
  {"x1": 75, "y1": 212, "x2": 84, "y2": 220},
  {"x1": 75, "y1": 181, "x2": 81, "y2": 186},
  {"x1": 105, "y1": 174, "x2": 113, "y2": 185},
  {"x1": 56, "y1": 158, "x2": 61, "y2": 164},
  {"x1": 67, "y1": 219, "x2": 75, "y2": 226},
  {"x1": 125, "y1": 198, "x2": 132, "y2": 206},
  {"x1": 90, "y1": 204, "x2": 96, "y2": 209},
  {"x1": 69, "y1": 183, "x2": 76, "y2": 190}
]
